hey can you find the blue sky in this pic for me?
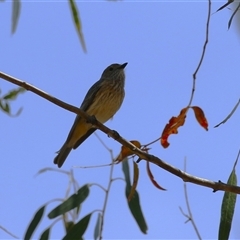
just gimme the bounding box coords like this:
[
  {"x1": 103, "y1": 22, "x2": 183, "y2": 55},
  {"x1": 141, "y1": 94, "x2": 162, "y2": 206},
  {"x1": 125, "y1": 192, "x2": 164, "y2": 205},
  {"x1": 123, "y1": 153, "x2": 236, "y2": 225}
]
[{"x1": 1, "y1": 1, "x2": 240, "y2": 239}]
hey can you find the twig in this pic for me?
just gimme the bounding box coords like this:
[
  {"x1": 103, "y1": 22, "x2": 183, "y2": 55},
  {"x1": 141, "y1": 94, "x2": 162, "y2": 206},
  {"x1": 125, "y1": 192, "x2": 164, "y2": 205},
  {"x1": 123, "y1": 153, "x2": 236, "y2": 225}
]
[
  {"x1": 143, "y1": 136, "x2": 161, "y2": 148},
  {"x1": 99, "y1": 144, "x2": 115, "y2": 240},
  {"x1": 0, "y1": 225, "x2": 19, "y2": 239},
  {"x1": 188, "y1": 0, "x2": 211, "y2": 107},
  {"x1": 94, "y1": 132, "x2": 112, "y2": 152},
  {"x1": 73, "y1": 163, "x2": 113, "y2": 169},
  {"x1": 90, "y1": 183, "x2": 107, "y2": 192},
  {"x1": 1, "y1": 69, "x2": 240, "y2": 194},
  {"x1": 34, "y1": 167, "x2": 70, "y2": 177},
  {"x1": 214, "y1": 98, "x2": 240, "y2": 128},
  {"x1": 180, "y1": 158, "x2": 202, "y2": 240},
  {"x1": 111, "y1": 177, "x2": 125, "y2": 182}
]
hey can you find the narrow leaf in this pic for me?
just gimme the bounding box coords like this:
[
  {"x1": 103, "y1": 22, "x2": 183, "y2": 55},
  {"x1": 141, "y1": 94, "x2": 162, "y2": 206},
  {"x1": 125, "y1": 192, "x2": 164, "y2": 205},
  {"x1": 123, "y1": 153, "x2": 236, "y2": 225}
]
[
  {"x1": 122, "y1": 160, "x2": 148, "y2": 234},
  {"x1": 218, "y1": 151, "x2": 239, "y2": 240},
  {"x1": 39, "y1": 227, "x2": 50, "y2": 240},
  {"x1": 12, "y1": 0, "x2": 21, "y2": 34},
  {"x1": 69, "y1": 0, "x2": 87, "y2": 52},
  {"x1": 48, "y1": 184, "x2": 89, "y2": 219},
  {"x1": 3, "y1": 87, "x2": 25, "y2": 100},
  {"x1": 94, "y1": 213, "x2": 102, "y2": 240},
  {"x1": 214, "y1": 98, "x2": 240, "y2": 127},
  {"x1": 122, "y1": 158, "x2": 131, "y2": 188},
  {"x1": 228, "y1": 3, "x2": 240, "y2": 29},
  {"x1": 115, "y1": 141, "x2": 141, "y2": 163},
  {"x1": 191, "y1": 106, "x2": 208, "y2": 130},
  {"x1": 216, "y1": 0, "x2": 234, "y2": 12},
  {"x1": 161, "y1": 107, "x2": 187, "y2": 148},
  {"x1": 63, "y1": 213, "x2": 92, "y2": 240},
  {"x1": 24, "y1": 205, "x2": 46, "y2": 240},
  {"x1": 128, "y1": 161, "x2": 139, "y2": 202},
  {"x1": 146, "y1": 161, "x2": 166, "y2": 190},
  {"x1": 0, "y1": 102, "x2": 10, "y2": 113}
]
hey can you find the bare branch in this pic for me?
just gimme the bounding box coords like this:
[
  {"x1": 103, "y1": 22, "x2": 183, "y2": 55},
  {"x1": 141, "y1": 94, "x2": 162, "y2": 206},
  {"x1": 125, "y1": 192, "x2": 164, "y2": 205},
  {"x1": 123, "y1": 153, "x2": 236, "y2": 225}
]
[
  {"x1": 0, "y1": 225, "x2": 19, "y2": 239},
  {"x1": 1, "y1": 70, "x2": 240, "y2": 194},
  {"x1": 180, "y1": 158, "x2": 202, "y2": 240},
  {"x1": 214, "y1": 98, "x2": 240, "y2": 128},
  {"x1": 98, "y1": 142, "x2": 115, "y2": 240},
  {"x1": 188, "y1": 0, "x2": 211, "y2": 106}
]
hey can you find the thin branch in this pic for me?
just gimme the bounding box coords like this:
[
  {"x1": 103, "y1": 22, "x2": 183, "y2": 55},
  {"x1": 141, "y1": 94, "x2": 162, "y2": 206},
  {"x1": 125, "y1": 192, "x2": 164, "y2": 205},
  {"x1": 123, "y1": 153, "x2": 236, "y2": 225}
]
[
  {"x1": 73, "y1": 163, "x2": 113, "y2": 169},
  {"x1": 1, "y1": 70, "x2": 240, "y2": 194},
  {"x1": 111, "y1": 177, "x2": 125, "y2": 182},
  {"x1": 143, "y1": 136, "x2": 161, "y2": 148},
  {"x1": 99, "y1": 149, "x2": 115, "y2": 240},
  {"x1": 179, "y1": 207, "x2": 191, "y2": 223},
  {"x1": 0, "y1": 225, "x2": 19, "y2": 239},
  {"x1": 181, "y1": 158, "x2": 202, "y2": 240},
  {"x1": 188, "y1": 0, "x2": 211, "y2": 107},
  {"x1": 214, "y1": 98, "x2": 240, "y2": 128},
  {"x1": 90, "y1": 183, "x2": 107, "y2": 192},
  {"x1": 34, "y1": 167, "x2": 70, "y2": 177},
  {"x1": 94, "y1": 132, "x2": 112, "y2": 152}
]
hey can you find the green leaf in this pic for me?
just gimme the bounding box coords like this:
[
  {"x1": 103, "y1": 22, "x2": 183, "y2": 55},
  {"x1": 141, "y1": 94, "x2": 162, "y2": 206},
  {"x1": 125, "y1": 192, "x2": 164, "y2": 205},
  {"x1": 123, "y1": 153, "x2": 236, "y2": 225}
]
[
  {"x1": 0, "y1": 102, "x2": 10, "y2": 113},
  {"x1": 39, "y1": 227, "x2": 50, "y2": 240},
  {"x1": 128, "y1": 161, "x2": 139, "y2": 202},
  {"x1": 94, "y1": 213, "x2": 102, "y2": 240},
  {"x1": 48, "y1": 184, "x2": 89, "y2": 219},
  {"x1": 3, "y1": 87, "x2": 25, "y2": 100},
  {"x1": 69, "y1": 0, "x2": 87, "y2": 52},
  {"x1": 12, "y1": 0, "x2": 21, "y2": 34},
  {"x1": 63, "y1": 213, "x2": 92, "y2": 240},
  {"x1": 122, "y1": 160, "x2": 148, "y2": 234},
  {"x1": 122, "y1": 158, "x2": 131, "y2": 188},
  {"x1": 218, "y1": 161, "x2": 238, "y2": 240},
  {"x1": 24, "y1": 205, "x2": 46, "y2": 240}
]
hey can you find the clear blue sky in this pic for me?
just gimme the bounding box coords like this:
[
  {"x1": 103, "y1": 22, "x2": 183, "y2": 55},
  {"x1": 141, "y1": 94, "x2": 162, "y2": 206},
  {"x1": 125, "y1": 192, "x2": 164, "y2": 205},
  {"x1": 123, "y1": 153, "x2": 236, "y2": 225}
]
[{"x1": 1, "y1": 1, "x2": 240, "y2": 239}]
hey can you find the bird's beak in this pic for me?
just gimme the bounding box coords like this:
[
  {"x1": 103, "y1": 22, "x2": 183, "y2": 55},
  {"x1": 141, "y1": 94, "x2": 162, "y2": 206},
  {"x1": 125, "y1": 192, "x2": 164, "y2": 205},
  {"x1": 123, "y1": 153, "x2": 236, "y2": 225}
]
[{"x1": 119, "y1": 62, "x2": 128, "y2": 69}]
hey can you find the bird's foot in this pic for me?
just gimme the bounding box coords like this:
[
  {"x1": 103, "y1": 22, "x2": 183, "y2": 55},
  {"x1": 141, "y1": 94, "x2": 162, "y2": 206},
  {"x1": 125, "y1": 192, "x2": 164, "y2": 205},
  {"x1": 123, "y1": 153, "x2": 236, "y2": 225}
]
[{"x1": 109, "y1": 130, "x2": 120, "y2": 140}]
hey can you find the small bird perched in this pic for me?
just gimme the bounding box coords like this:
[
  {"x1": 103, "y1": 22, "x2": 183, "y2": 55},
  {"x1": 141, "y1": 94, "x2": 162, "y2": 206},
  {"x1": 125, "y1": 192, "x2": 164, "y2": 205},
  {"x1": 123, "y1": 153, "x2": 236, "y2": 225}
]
[{"x1": 54, "y1": 62, "x2": 128, "y2": 168}]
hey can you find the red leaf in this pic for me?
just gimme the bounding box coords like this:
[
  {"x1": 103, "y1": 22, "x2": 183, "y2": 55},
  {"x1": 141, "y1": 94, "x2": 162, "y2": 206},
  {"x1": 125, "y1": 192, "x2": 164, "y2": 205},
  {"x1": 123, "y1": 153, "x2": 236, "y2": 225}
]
[
  {"x1": 115, "y1": 141, "x2": 141, "y2": 163},
  {"x1": 161, "y1": 108, "x2": 187, "y2": 148},
  {"x1": 191, "y1": 106, "x2": 208, "y2": 130},
  {"x1": 146, "y1": 161, "x2": 166, "y2": 191}
]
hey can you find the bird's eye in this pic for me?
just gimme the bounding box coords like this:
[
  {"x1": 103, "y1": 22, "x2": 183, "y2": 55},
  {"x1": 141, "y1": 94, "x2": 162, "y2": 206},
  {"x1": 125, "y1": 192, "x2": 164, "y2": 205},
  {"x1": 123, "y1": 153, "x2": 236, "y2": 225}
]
[{"x1": 109, "y1": 67, "x2": 113, "y2": 71}]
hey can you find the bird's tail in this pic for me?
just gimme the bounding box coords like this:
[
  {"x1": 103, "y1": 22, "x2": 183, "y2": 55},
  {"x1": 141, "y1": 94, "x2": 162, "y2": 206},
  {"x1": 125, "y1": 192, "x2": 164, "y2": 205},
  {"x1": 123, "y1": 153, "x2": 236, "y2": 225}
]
[{"x1": 54, "y1": 144, "x2": 72, "y2": 168}]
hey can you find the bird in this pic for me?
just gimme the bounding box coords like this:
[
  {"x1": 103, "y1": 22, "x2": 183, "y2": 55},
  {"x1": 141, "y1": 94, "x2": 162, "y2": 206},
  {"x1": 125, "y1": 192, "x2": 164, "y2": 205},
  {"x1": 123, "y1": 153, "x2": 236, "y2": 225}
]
[{"x1": 54, "y1": 62, "x2": 128, "y2": 168}]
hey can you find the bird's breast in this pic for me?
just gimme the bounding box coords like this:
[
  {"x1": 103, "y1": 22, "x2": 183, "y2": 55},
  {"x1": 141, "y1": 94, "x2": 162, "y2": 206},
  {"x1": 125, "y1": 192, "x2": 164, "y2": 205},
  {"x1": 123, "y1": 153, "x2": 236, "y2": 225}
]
[{"x1": 86, "y1": 85, "x2": 125, "y2": 123}]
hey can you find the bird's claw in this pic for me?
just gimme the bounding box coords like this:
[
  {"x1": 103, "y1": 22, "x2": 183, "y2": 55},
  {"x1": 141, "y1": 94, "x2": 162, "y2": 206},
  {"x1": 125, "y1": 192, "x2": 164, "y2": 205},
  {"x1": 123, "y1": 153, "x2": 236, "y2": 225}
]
[{"x1": 108, "y1": 130, "x2": 120, "y2": 140}]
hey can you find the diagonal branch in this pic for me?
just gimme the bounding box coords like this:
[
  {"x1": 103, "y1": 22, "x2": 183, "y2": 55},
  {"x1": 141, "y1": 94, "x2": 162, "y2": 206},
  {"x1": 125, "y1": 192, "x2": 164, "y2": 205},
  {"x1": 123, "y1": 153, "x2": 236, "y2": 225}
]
[{"x1": 1, "y1": 71, "x2": 240, "y2": 194}]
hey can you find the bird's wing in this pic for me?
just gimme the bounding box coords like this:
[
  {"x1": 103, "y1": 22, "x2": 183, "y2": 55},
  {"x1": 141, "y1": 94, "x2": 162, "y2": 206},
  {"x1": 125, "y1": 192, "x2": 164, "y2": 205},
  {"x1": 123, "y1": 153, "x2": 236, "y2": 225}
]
[
  {"x1": 73, "y1": 128, "x2": 97, "y2": 149},
  {"x1": 64, "y1": 79, "x2": 102, "y2": 145},
  {"x1": 80, "y1": 78, "x2": 103, "y2": 111}
]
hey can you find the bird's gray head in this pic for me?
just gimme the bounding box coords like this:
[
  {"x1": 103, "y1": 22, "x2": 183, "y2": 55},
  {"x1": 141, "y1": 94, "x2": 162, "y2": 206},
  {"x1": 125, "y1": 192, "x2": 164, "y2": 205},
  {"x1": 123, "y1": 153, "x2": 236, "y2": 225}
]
[{"x1": 101, "y1": 62, "x2": 128, "y2": 80}]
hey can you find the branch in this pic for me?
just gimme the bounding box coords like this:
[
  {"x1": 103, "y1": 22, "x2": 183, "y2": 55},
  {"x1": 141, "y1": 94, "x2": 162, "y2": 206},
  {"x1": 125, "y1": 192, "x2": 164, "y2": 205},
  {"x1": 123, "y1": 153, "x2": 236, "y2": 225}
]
[
  {"x1": 0, "y1": 225, "x2": 19, "y2": 239},
  {"x1": 180, "y1": 158, "x2": 202, "y2": 240},
  {"x1": 188, "y1": 0, "x2": 211, "y2": 106},
  {"x1": 1, "y1": 71, "x2": 240, "y2": 194},
  {"x1": 214, "y1": 98, "x2": 240, "y2": 128}
]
